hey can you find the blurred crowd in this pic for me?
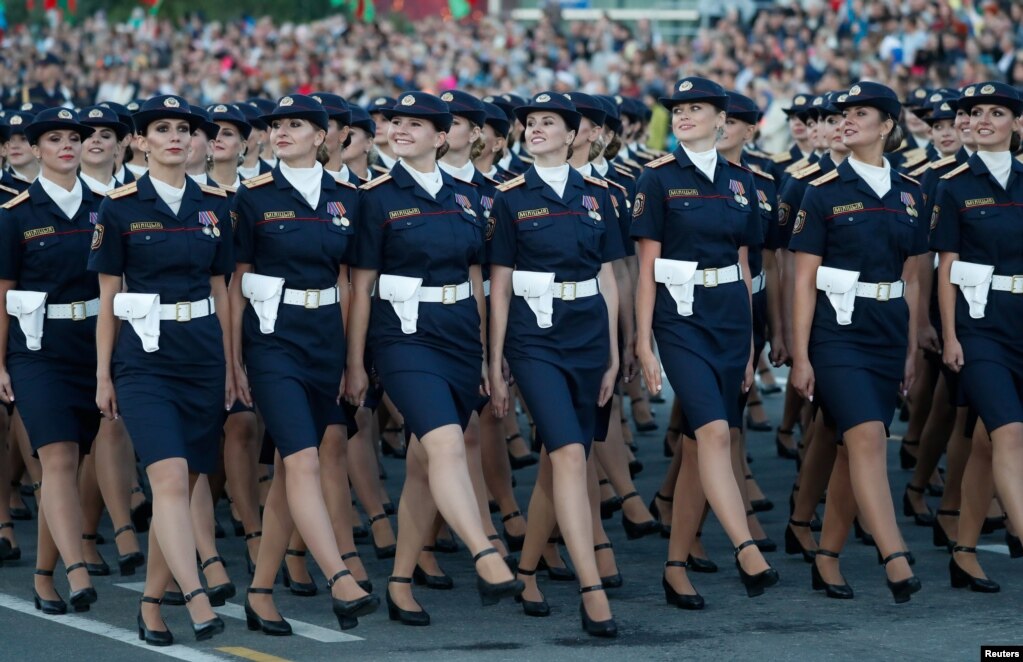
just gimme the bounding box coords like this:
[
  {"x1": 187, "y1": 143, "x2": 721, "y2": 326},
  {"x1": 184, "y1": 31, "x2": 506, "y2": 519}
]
[{"x1": 3, "y1": 0, "x2": 1023, "y2": 150}]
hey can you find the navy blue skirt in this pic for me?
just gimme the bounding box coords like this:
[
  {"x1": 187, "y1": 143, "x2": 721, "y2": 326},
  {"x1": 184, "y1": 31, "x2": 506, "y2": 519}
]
[{"x1": 8, "y1": 356, "x2": 100, "y2": 454}]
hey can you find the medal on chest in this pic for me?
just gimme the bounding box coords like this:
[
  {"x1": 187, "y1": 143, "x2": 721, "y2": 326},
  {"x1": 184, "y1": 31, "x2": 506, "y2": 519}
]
[
  {"x1": 89, "y1": 212, "x2": 98, "y2": 226},
  {"x1": 327, "y1": 200, "x2": 350, "y2": 227},
  {"x1": 454, "y1": 193, "x2": 477, "y2": 217},
  {"x1": 756, "y1": 188, "x2": 771, "y2": 212},
  {"x1": 728, "y1": 179, "x2": 748, "y2": 206},
  {"x1": 480, "y1": 195, "x2": 494, "y2": 219},
  {"x1": 198, "y1": 210, "x2": 221, "y2": 237},
  {"x1": 582, "y1": 195, "x2": 601, "y2": 221},
  {"x1": 901, "y1": 192, "x2": 917, "y2": 218}
]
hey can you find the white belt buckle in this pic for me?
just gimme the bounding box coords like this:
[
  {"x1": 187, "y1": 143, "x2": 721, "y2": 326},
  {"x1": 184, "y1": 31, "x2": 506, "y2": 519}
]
[
  {"x1": 70, "y1": 301, "x2": 87, "y2": 321},
  {"x1": 304, "y1": 289, "x2": 321, "y2": 309},
  {"x1": 876, "y1": 282, "x2": 891, "y2": 302},
  {"x1": 1012, "y1": 276, "x2": 1023, "y2": 294},
  {"x1": 560, "y1": 282, "x2": 577, "y2": 301},
  {"x1": 175, "y1": 302, "x2": 191, "y2": 322},
  {"x1": 442, "y1": 284, "x2": 458, "y2": 305},
  {"x1": 702, "y1": 268, "x2": 718, "y2": 288}
]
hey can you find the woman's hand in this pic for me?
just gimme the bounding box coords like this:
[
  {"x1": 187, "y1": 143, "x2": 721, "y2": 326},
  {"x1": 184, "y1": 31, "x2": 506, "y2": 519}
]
[
  {"x1": 234, "y1": 362, "x2": 253, "y2": 408},
  {"x1": 598, "y1": 362, "x2": 619, "y2": 407},
  {"x1": 96, "y1": 376, "x2": 118, "y2": 420},
  {"x1": 917, "y1": 324, "x2": 940, "y2": 354},
  {"x1": 769, "y1": 334, "x2": 789, "y2": 367},
  {"x1": 942, "y1": 337, "x2": 964, "y2": 374},
  {"x1": 0, "y1": 368, "x2": 13, "y2": 404},
  {"x1": 790, "y1": 358, "x2": 815, "y2": 402},
  {"x1": 489, "y1": 362, "x2": 510, "y2": 419},
  {"x1": 343, "y1": 364, "x2": 369, "y2": 407},
  {"x1": 742, "y1": 358, "x2": 755, "y2": 394},
  {"x1": 480, "y1": 358, "x2": 491, "y2": 398},
  {"x1": 901, "y1": 353, "x2": 916, "y2": 398},
  {"x1": 637, "y1": 349, "x2": 662, "y2": 396},
  {"x1": 224, "y1": 367, "x2": 237, "y2": 411},
  {"x1": 621, "y1": 340, "x2": 638, "y2": 383}
]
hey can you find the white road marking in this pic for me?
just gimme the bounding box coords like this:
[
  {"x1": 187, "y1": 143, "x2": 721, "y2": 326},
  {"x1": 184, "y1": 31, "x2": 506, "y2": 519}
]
[
  {"x1": 115, "y1": 582, "x2": 363, "y2": 643},
  {"x1": 977, "y1": 544, "x2": 1011, "y2": 556},
  {"x1": 0, "y1": 592, "x2": 229, "y2": 662}
]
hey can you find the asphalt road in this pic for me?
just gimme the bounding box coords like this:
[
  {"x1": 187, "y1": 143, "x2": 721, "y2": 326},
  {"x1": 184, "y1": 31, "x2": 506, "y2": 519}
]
[{"x1": 1, "y1": 378, "x2": 1019, "y2": 662}]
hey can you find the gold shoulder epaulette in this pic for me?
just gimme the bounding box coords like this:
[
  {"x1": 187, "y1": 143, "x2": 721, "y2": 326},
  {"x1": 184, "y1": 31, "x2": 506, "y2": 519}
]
[
  {"x1": 809, "y1": 170, "x2": 840, "y2": 187},
  {"x1": 0, "y1": 184, "x2": 18, "y2": 197},
  {"x1": 930, "y1": 155, "x2": 956, "y2": 171},
  {"x1": 241, "y1": 172, "x2": 274, "y2": 189},
  {"x1": 371, "y1": 164, "x2": 390, "y2": 175},
  {"x1": 199, "y1": 183, "x2": 228, "y2": 198},
  {"x1": 645, "y1": 153, "x2": 675, "y2": 169},
  {"x1": 108, "y1": 182, "x2": 138, "y2": 199},
  {"x1": 794, "y1": 163, "x2": 822, "y2": 180},
  {"x1": 336, "y1": 179, "x2": 358, "y2": 190},
  {"x1": 613, "y1": 165, "x2": 636, "y2": 180},
  {"x1": 583, "y1": 174, "x2": 608, "y2": 189},
  {"x1": 519, "y1": 154, "x2": 535, "y2": 163},
  {"x1": 770, "y1": 151, "x2": 794, "y2": 164},
  {"x1": 901, "y1": 151, "x2": 928, "y2": 170},
  {"x1": 496, "y1": 175, "x2": 526, "y2": 192},
  {"x1": 746, "y1": 148, "x2": 770, "y2": 159},
  {"x1": 748, "y1": 164, "x2": 774, "y2": 181},
  {"x1": 1, "y1": 190, "x2": 30, "y2": 209},
  {"x1": 605, "y1": 179, "x2": 627, "y2": 195},
  {"x1": 220, "y1": 185, "x2": 238, "y2": 194},
  {"x1": 908, "y1": 161, "x2": 933, "y2": 178},
  {"x1": 785, "y1": 157, "x2": 810, "y2": 174},
  {"x1": 622, "y1": 157, "x2": 643, "y2": 170},
  {"x1": 359, "y1": 174, "x2": 393, "y2": 191},
  {"x1": 940, "y1": 163, "x2": 970, "y2": 180},
  {"x1": 898, "y1": 172, "x2": 920, "y2": 186}
]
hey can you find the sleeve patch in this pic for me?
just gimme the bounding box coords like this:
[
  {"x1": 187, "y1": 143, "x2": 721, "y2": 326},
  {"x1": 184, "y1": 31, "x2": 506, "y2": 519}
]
[
  {"x1": 91, "y1": 224, "x2": 105, "y2": 250},
  {"x1": 632, "y1": 192, "x2": 645, "y2": 218},
  {"x1": 793, "y1": 209, "x2": 806, "y2": 235}
]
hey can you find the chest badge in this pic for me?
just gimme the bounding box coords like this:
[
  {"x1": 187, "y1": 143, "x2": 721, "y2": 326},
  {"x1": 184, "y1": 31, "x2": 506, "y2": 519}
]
[
  {"x1": 582, "y1": 195, "x2": 601, "y2": 221},
  {"x1": 728, "y1": 179, "x2": 748, "y2": 206},
  {"x1": 480, "y1": 195, "x2": 494, "y2": 220},
  {"x1": 327, "y1": 201, "x2": 350, "y2": 227},
  {"x1": 454, "y1": 193, "x2": 477, "y2": 217},
  {"x1": 756, "y1": 189, "x2": 771, "y2": 213},
  {"x1": 901, "y1": 192, "x2": 917, "y2": 218},
  {"x1": 198, "y1": 210, "x2": 221, "y2": 237}
]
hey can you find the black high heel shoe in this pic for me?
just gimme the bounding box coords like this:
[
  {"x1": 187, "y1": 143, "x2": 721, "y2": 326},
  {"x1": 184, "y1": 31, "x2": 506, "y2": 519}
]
[
  {"x1": 747, "y1": 475, "x2": 774, "y2": 513},
  {"x1": 81, "y1": 534, "x2": 110, "y2": 576},
  {"x1": 593, "y1": 542, "x2": 622, "y2": 588},
  {"x1": 853, "y1": 518, "x2": 876, "y2": 546},
  {"x1": 9, "y1": 481, "x2": 32, "y2": 521},
  {"x1": 810, "y1": 550, "x2": 853, "y2": 599},
  {"x1": 433, "y1": 534, "x2": 459, "y2": 554},
  {"x1": 539, "y1": 542, "x2": 576, "y2": 581},
  {"x1": 949, "y1": 546, "x2": 1000, "y2": 593},
  {"x1": 881, "y1": 551, "x2": 921, "y2": 604},
  {"x1": 501, "y1": 511, "x2": 525, "y2": 552},
  {"x1": 114, "y1": 525, "x2": 145, "y2": 576},
  {"x1": 513, "y1": 567, "x2": 550, "y2": 617},
  {"x1": 874, "y1": 546, "x2": 916, "y2": 567},
  {"x1": 138, "y1": 596, "x2": 173, "y2": 646},
  {"x1": 1006, "y1": 531, "x2": 1023, "y2": 559},
  {"x1": 775, "y1": 428, "x2": 799, "y2": 459},
  {"x1": 982, "y1": 514, "x2": 1007, "y2": 534},
  {"x1": 621, "y1": 492, "x2": 661, "y2": 540},
  {"x1": 183, "y1": 588, "x2": 225, "y2": 640},
  {"x1": 688, "y1": 533, "x2": 718, "y2": 573},
  {"x1": 663, "y1": 426, "x2": 680, "y2": 457},
  {"x1": 662, "y1": 560, "x2": 704, "y2": 610},
  {"x1": 598, "y1": 479, "x2": 622, "y2": 520},
  {"x1": 65, "y1": 562, "x2": 98, "y2": 612},
  {"x1": 784, "y1": 518, "x2": 816, "y2": 562},
  {"x1": 649, "y1": 492, "x2": 673, "y2": 538},
  {"x1": 902, "y1": 484, "x2": 935, "y2": 526},
  {"x1": 746, "y1": 510, "x2": 777, "y2": 552},
  {"x1": 368, "y1": 513, "x2": 396, "y2": 559},
  {"x1": 506, "y1": 433, "x2": 538, "y2": 469},
  {"x1": 745, "y1": 400, "x2": 772, "y2": 432},
  {"x1": 244, "y1": 587, "x2": 292, "y2": 635},
  {"x1": 386, "y1": 576, "x2": 430, "y2": 626},
  {"x1": 244, "y1": 530, "x2": 261, "y2": 576},
  {"x1": 380, "y1": 426, "x2": 407, "y2": 458},
  {"x1": 734, "y1": 540, "x2": 779, "y2": 598},
  {"x1": 579, "y1": 585, "x2": 617, "y2": 638},
  {"x1": 328, "y1": 569, "x2": 380, "y2": 630},
  {"x1": 200, "y1": 556, "x2": 236, "y2": 606},
  {"x1": 932, "y1": 509, "x2": 958, "y2": 552},
  {"x1": 413, "y1": 564, "x2": 454, "y2": 590},
  {"x1": 281, "y1": 549, "x2": 317, "y2": 597},
  {"x1": 0, "y1": 522, "x2": 21, "y2": 561},
  {"x1": 340, "y1": 552, "x2": 373, "y2": 593},
  {"x1": 899, "y1": 439, "x2": 919, "y2": 470},
  {"x1": 474, "y1": 548, "x2": 524, "y2": 606},
  {"x1": 129, "y1": 486, "x2": 152, "y2": 533},
  {"x1": 33, "y1": 569, "x2": 67, "y2": 614}
]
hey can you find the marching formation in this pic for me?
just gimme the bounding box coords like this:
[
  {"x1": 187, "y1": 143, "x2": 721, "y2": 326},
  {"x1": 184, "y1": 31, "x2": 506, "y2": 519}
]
[{"x1": 0, "y1": 72, "x2": 1021, "y2": 646}]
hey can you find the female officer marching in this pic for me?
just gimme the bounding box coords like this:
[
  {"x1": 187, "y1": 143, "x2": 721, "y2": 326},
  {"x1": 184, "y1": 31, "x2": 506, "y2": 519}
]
[
  {"x1": 632, "y1": 77, "x2": 778, "y2": 605},
  {"x1": 789, "y1": 82, "x2": 927, "y2": 603},
  {"x1": 89, "y1": 95, "x2": 233, "y2": 645},
  {"x1": 0, "y1": 109, "x2": 102, "y2": 614},
  {"x1": 931, "y1": 82, "x2": 1023, "y2": 592}
]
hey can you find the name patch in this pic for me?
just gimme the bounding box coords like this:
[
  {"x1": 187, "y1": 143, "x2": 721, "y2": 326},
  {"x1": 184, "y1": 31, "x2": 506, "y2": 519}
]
[
  {"x1": 516, "y1": 208, "x2": 549, "y2": 220},
  {"x1": 263, "y1": 211, "x2": 296, "y2": 220},
  {"x1": 667, "y1": 188, "x2": 699, "y2": 198},
  {"x1": 964, "y1": 198, "x2": 995, "y2": 208},
  {"x1": 130, "y1": 222, "x2": 164, "y2": 232},
  {"x1": 831, "y1": 202, "x2": 864, "y2": 215},
  {"x1": 388, "y1": 208, "x2": 421, "y2": 220},
  {"x1": 24, "y1": 226, "x2": 55, "y2": 240}
]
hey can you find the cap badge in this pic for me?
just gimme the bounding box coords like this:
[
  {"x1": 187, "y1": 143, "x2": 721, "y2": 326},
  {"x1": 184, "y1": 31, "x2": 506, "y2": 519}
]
[
  {"x1": 279, "y1": 96, "x2": 294, "y2": 107},
  {"x1": 400, "y1": 95, "x2": 416, "y2": 106},
  {"x1": 58, "y1": 110, "x2": 73, "y2": 119},
  {"x1": 535, "y1": 94, "x2": 551, "y2": 103},
  {"x1": 678, "y1": 81, "x2": 693, "y2": 92},
  {"x1": 440, "y1": 92, "x2": 454, "y2": 102},
  {"x1": 980, "y1": 84, "x2": 996, "y2": 95},
  {"x1": 849, "y1": 85, "x2": 862, "y2": 96}
]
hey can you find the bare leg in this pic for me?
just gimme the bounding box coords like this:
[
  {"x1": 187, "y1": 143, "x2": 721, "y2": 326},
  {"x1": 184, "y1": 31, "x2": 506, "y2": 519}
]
[
  {"x1": 348, "y1": 408, "x2": 396, "y2": 550},
  {"x1": 191, "y1": 476, "x2": 231, "y2": 590},
  {"x1": 594, "y1": 396, "x2": 654, "y2": 526},
  {"x1": 92, "y1": 419, "x2": 141, "y2": 559},
  {"x1": 664, "y1": 436, "x2": 704, "y2": 597},
  {"x1": 815, "y1": 444, "x2": 857, "y2": 585},
  {"x1": 319, "y1": 424, "x2": 367, "y2": 584},
  {"x1": 78, "y1": 454, "x2": 106, "y2": 568},
  {"x1": 954, "y1": 421, "x2": 995, "y2": 579},
  {"x1": 223, "y1": 412, "x2": 261, "y2": 541},
  {"x1": 936, "y1": 407, "x2": 971, "y2": 542},
  {"x1": 789, "y1": 416, "x2": 836, "y2": 553},
  {"x1": 464, "y1": 413, "x2": 506, "y2": 555},
  {"x1": 478, "y1": 408, "x2": 524, "y2": 544},
  {"x1": 37, "y1": 442, "x2": 91, "y2": 593},
  {"x1": 387, "y1": 437, "x2": 437, "y2": 612},
  {"x1": 907, "y1": 374, "x2": 955, "y2": 516}
]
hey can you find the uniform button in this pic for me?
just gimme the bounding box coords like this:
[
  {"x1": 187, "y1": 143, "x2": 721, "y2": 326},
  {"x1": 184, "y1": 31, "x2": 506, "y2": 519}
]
[
  {"x1": 406, "y1": 221, "x2": 412, "y2": 226},
  {"x1": 533, "y1": 221, "x2": 538, "y2": 227},
  {"x1": 683, "y1": 202, "x2": 690, "y2": 207},
  {"x1": 980, "y1": 211, "x2": 985, "y2": 215},
  {"x1": 279, "y1": 224, "x2": 284, "y2": 229},
  {"x1": 145, "y1": 235, "x2": 151, "y2": 240},
  {"x1": 848, "y1": 217, "x2": 854, "y2": 222},
  {"x1": 39, "y1": 241, "x2": 45, "y2": 246}
]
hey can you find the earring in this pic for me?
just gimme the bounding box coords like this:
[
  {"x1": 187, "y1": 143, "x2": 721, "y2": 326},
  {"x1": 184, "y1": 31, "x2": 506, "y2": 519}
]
[{"x1": 143, "y1": 152, "x2": 149, "y2": 163}]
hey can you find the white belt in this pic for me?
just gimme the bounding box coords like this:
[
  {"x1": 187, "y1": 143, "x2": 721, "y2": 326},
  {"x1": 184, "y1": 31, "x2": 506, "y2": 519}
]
[
  {"x1": 158, "y1": 297, "x2": 215, "y2": 322},
  {"x1": 281, "y1": 285, "x2": 340, "y2": 309},
  {"x1": 47, "y1": 298, "x2": 100, "y2": 320},
  {"x1": 549, "y1": 279, "x2": 599, "y2": 300},
  {"x1": 854, "y1": 281, "x2": 904, "y2": 301},
  {"x1": 751, "y1": 271, "x2": 765, "y2": 295},
  {"x1": 654, "y1": 259, "x2": 742, "y2": 317},
  {"x1": 991, "y1": 275, "x2": 1023, "y2": 294},
  {"x1": 418, "y1": 281, "x2": 473, "y2": 304},
  {"x1": 483, "y1": 279, "x2": 491, "y2": 297},
  {"x1": 694, "y1": 264, "x2": 742, "y2": 288},
  {"x1": 511, "y1": 271, "x2": 599, "y2": 328}
]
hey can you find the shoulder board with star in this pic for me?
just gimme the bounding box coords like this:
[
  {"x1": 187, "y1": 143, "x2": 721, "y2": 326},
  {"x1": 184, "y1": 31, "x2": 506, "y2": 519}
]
[
  {"x1": 747, "y1": 164, "x2": 774, "y2": 181},
  {"x1": 940, "y1": 163, "x2": 971, "y2": 181},
  {"x1": 199, "y1": 183, "x2": 228, "y2": 198},
  {"x1": 1, "y1": 190, "x2": 30, "y2": 210},
  {"x1": 809, "y1": 170, "x2": 840, "y2": 187},
  {"x1": 0, "y1": 184, "x2": 18, "y2": 197},
  {"x1": 908, "y1": 161, "x2": 934, "y2": 178},
  {"x1": 769, "y1": 151, "x2": 795, "y2": 164},
  {"x1": 496, "y1": 175, "x2": 526, "y2": 192},
  {"x1": 897, "y1": 172, "x2": 920, "y2": 186},
  {"x1": 241, "y1": 172, "x2": 274, "y2": 189},
  {"x1": 784, "y1": 157, "x2": 810, "y2": 174},
  {"x1": 928, "y1": 155, "x2": 957, "y2": 172},
  {"x1": 612, "y1": 164, "x2": 636, "y2": 180},
  {"x1": 793, "y1": 162, "x2": 822, "y2": 181},
  {"x1": 645, "y1": 153, "x2": 676, "y2": 169},
  {"x1": 900, "y1": 150, "x2": 928, "y2": 171},
  {"x1": 108, "y1": 182, "x2": 138, "y2": 199},
  {"x1": 622, "y1": 156, "x2": 644, "y2": 171},
  {"x1": 582, "y1": 174, "x2": 608, "y2": 189},
  {"x1": 360, "y1": 174, "x2": 393, "y2": 191}
]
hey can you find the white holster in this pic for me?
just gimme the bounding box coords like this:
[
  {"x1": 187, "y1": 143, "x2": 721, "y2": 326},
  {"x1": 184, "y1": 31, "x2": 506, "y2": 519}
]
[
  {"x1": 241, "y1": 272, "x2": 286, "y2": 334},
  {"x1": 512, "y1": 271, "x2": 556, "y2": 328},
  {"x1": 816, "y1": 266, "x2": 860, "y2": 326},
  {"x1": 114, "y1": 293, "x2": 161, "y2": 352},
  {"x1": 378, "y1": 274, "x2": 423, "y2": 335},
  {"x1": 950, "y1": 261, "x2": 994, "y2": 320},
  {"x1": 6, "y1": 290, "x2": 48, "y2": 351},
  {"x1": 654, "y1": 259, "x2": 699, "y2": 317}
]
